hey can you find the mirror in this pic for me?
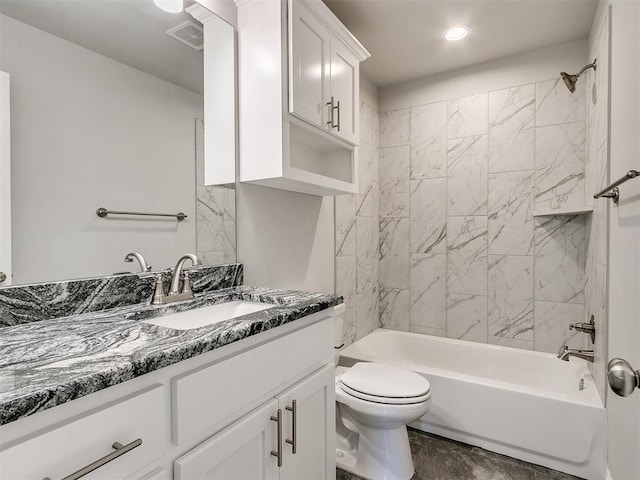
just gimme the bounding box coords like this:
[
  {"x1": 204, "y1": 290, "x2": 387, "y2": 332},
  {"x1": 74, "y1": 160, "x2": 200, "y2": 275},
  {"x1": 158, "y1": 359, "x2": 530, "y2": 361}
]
[{"x1": 0, "y1": 0, "x2": 236, "y2": 286}]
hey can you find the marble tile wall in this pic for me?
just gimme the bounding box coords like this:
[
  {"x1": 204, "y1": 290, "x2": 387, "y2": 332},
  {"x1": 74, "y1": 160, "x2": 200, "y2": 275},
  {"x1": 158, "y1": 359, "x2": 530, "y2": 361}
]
[
  {"x1": 584, "y1": 9, "x2": 610, "y2": 401},
  {"x1": 335, "y1": 99, "x2": 380, "y2": 347},
  {"x1": 378, "y1": 76, "x2": 589, "y2": 354},
  {"x1": 195, "y1": 119, "x2": 237, "y2": 264}
]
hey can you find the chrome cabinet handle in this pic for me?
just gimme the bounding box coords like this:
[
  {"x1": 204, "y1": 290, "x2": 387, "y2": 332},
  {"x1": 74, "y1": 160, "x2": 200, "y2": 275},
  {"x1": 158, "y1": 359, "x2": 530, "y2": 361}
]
[
  {"x1": 326, "y1": 97, "x2": 335, "y2": 129},
  {"x1": 270, "y1": 409, "x2": 283, "y2": 467},
  {"x1": 325, "y1": 97, "x2": 341, "y2": 131},
  {"x1": 285, "y1": 400, "x2": 297, "y2": 454},
  {"x1": 43, "y1": 438, "x2": 142, "y2": 480}
]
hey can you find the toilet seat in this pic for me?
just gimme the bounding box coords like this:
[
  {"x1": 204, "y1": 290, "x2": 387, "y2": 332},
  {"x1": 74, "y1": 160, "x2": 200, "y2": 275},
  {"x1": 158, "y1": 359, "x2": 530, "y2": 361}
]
[
  {"x1": 338, "y1": 362, "x2": 431, "y2": 405},
  {"x1": 339, "y1": 383, "x2": 431, "y2": 404}
]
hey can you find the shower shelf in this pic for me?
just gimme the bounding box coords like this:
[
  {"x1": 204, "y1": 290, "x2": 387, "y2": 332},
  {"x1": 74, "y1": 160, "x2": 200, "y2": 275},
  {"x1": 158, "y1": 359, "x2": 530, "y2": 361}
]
[{"x1": 533, "y1": 206, "x2": 594, "y2": 217}]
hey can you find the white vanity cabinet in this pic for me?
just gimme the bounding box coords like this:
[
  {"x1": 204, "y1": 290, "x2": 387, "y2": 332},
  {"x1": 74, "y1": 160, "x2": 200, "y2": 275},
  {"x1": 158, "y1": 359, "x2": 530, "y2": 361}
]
[
  {"x1": 0, "y1": 309, "x2": 340, "y2": 480},
  {"x1": 237, "y1": 0, "x2": 369, "y2": 196},
  {"x1": 174, "y1": 365, "x2": 335, "y2": 480}
]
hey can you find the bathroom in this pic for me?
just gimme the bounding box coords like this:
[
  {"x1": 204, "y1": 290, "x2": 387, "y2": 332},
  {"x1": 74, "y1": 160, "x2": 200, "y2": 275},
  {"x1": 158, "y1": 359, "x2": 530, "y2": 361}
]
[{"x1": 0, "y1": 0, "x2": 639, "y2": 479}]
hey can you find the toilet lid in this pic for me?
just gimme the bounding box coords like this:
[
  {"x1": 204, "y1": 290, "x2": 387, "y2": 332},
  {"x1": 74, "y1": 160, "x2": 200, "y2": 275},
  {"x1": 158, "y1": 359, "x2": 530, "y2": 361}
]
[{"x1": 339, "y1": 362, "x2": 430, "y2": 402}]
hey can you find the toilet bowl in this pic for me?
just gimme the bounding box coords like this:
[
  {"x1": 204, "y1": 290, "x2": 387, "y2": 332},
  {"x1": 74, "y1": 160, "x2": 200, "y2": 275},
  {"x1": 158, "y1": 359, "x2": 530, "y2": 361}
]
[{"x1": 335, "y1": 362, "x2": 431, "y2": 480}]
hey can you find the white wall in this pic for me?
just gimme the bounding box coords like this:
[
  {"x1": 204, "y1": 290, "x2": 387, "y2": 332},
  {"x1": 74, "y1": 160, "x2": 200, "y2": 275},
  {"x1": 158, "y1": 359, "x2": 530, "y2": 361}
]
[
  {"x1": 334, "y1": 74, "x2": 380, "y2": 347},
  {"x1": 0, "y1": 14, "x2": 204, "y2": 284},
  {"x1": 237, "y1": 184, "x2": 334, "y2": 293},
  {"x1": 359, "y1": 74, "x2": 379, "y2": 112},
  {"x1": 606, "y1": 1, "x2": 640, "y2": 478},
  {"x1": 380, "y1": 39, "x2": 588, "y2": 112}
]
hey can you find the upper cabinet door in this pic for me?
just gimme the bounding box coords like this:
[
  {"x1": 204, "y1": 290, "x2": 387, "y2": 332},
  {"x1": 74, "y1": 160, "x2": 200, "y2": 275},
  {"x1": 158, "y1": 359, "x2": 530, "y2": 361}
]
[
  {"x1": 289, "y1": 0, "x2": 331, "y2": 129},
  {"x1": 329, "y1": 42, "x2": 359, "y2": 144}
]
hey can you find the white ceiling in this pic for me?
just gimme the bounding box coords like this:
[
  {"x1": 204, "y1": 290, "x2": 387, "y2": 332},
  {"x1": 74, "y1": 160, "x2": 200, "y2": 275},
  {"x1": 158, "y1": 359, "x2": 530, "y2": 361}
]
[
  {"x1": 323, "y1": 0, "x2": 599, "y2": 87},
  {"x1": 0, "y1": 0, "x2": 204, "y2": 94},
  {"x1": 1, "y1": 0, "x2": 599, "y2": 92}
]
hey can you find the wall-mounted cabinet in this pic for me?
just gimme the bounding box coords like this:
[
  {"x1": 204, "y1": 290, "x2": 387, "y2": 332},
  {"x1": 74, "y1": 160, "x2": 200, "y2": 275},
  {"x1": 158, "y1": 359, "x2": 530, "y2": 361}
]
[{"x1": 237, "y1": 0, "x2": 369, "y2": 196}]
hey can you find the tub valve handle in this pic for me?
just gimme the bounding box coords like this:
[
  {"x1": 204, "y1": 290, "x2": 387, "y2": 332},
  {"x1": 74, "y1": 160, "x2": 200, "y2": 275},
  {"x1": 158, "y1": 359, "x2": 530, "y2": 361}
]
[{"x1": 569, "y1": 315, "x2": 596, "y2": 344}]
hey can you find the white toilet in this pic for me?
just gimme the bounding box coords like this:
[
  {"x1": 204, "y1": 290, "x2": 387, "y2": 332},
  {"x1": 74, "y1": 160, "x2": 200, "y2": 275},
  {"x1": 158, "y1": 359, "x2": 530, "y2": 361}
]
[{"x1": 334, "y1": 327, "x2": 432, "y2": 480}]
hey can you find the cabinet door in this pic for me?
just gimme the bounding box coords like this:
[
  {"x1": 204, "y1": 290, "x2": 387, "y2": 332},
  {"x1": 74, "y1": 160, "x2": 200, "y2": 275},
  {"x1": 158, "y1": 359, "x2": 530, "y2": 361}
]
[
  {"x1": 278, "y1": 364, "x2": 336, "y2": 480},
  {"x1": 174, "y1": 399, "x2": 279, "y2": 480},
  {"x1": 329, "y1": 41, "x2": 359, "y2": 144},
  {"x1": 289, "y1": 0, "x2": 331, "y2": 129}
]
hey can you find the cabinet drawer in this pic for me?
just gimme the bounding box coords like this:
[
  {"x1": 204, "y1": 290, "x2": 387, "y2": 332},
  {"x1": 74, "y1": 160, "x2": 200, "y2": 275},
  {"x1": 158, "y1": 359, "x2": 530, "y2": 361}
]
[
  {"x1": 0, "y1": 384, "x2": 167, "y2": 480},
  {"x1": 172, "y1": 318, "x2": 333, "y2": 444}
]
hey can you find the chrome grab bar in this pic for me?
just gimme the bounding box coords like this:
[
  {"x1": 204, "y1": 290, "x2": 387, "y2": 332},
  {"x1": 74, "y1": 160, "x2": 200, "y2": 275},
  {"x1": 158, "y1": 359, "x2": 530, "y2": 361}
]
[
  {"x1": 96, "y1": 207, "x2": 187, "y2": 221},
  {"x1": 43, "y1": 438, "x2": 142, "y2": 480},
  {"x1": 593, "y1": 170, "x2": 639, "y2": 204}
]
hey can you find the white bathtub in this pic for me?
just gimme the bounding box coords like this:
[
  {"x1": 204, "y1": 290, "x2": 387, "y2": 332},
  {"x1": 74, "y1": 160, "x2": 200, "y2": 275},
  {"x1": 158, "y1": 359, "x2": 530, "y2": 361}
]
[{"x1": 339, "y1": 329, "x2": 606, "y2": 480}]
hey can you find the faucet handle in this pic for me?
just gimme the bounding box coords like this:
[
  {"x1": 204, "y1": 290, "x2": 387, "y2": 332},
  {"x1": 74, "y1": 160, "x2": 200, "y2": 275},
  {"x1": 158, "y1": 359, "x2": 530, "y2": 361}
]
[
  {"x1": 569, "y1": 315, "x2": 596, "y2": 344},
  {"x1": 181, "y1": 271, "x2": 193, "y2": 295},
  {"x1": 151, "y1": 275, "x2": 165, "y2": 305}
]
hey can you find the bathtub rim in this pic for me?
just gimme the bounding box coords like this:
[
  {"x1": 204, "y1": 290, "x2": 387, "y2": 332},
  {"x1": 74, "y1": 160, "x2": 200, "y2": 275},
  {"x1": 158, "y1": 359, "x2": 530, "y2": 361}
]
[{"x1": 339, "y1": 328, "x2": 604, "y2": 409}]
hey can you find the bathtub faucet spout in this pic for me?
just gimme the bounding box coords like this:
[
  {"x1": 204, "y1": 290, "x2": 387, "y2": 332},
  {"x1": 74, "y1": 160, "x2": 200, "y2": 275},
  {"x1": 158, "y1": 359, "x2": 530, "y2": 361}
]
[{"x1": 557, "y1": 344, "x2": 594, "y2": 363}]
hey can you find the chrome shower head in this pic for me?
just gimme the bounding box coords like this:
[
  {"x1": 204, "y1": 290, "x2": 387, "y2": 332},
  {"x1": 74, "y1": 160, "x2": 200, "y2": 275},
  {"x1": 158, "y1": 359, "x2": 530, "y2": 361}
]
[
  {"x1": 560, "y1": 59, "x2": 597, "y2": 93},
  {"x1": 561, "y1": 72, "x2": 578, "y2": 93}
]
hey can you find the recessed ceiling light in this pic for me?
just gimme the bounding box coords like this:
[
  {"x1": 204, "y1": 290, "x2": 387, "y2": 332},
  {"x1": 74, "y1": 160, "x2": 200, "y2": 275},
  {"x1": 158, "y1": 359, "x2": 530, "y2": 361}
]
[{"x1": 443, "y1": 25, "x2": 470, "y2": 42}]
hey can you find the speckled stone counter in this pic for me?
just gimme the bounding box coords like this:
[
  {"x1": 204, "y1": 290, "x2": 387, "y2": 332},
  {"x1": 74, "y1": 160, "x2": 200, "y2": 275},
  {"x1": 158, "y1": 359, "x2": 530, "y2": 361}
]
[{"x1": 0, "y1": 282, "x2": 342, "y2": 426}]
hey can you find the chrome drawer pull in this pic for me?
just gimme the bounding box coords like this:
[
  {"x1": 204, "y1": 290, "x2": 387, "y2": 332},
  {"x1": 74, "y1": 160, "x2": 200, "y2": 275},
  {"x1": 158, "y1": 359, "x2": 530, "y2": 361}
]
[
  {"x1": 270, "y1": 409, "x2": 283, "y2": 467},
  {"x1": 43, "y1": 438, "x2": 142, "y2": 480},
  {"x1": 285, "y1": 399, "x2": 297, "y2": 454}
]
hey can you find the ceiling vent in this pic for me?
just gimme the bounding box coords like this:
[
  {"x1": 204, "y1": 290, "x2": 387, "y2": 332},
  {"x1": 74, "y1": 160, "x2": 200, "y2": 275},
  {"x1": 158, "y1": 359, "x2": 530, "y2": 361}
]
[{"x1": 166, "y1": 21, "x2": 203, "y2": 51}]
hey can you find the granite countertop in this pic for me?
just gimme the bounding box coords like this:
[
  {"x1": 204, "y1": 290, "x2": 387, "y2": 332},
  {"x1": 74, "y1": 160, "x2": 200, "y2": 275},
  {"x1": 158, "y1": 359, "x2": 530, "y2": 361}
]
[{"x1": 0, "y1": 286, "x2": 342, "y2": 426}]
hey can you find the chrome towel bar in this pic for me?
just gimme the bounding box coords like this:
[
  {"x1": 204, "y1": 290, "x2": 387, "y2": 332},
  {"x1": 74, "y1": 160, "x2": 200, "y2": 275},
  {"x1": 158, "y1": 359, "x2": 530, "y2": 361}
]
[
  {"x1": 594, "y1": 170, "x2": 639, "y2": 204},
  {"x1": 96, "y1": 207, "x2": 187, "y2": 221}
]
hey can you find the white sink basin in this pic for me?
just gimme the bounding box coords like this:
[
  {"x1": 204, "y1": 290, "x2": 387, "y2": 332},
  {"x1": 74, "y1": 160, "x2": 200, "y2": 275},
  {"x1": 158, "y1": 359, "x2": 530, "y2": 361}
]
[{"x1": 142, "y1": 301, "x2": 274, "y2": 331}]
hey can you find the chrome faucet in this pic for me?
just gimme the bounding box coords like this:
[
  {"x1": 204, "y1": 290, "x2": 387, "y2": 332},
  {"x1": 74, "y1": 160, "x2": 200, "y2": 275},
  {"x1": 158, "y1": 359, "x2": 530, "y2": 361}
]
[
  {"x1": 557, "y1": 344, "x2": 594, "y2": 363},
  {"x1": 124, "y1": 251, "x2": 152, "y2": 272},
  {"x1": 152, "y1": 253, "x2": 203, "y2": 305}
]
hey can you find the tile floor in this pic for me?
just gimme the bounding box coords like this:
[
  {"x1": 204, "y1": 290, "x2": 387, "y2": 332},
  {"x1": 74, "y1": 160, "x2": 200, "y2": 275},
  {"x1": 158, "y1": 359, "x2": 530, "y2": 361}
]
[{"x1": 336, "y1": 428, "x2": 583, "y2": 480}]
